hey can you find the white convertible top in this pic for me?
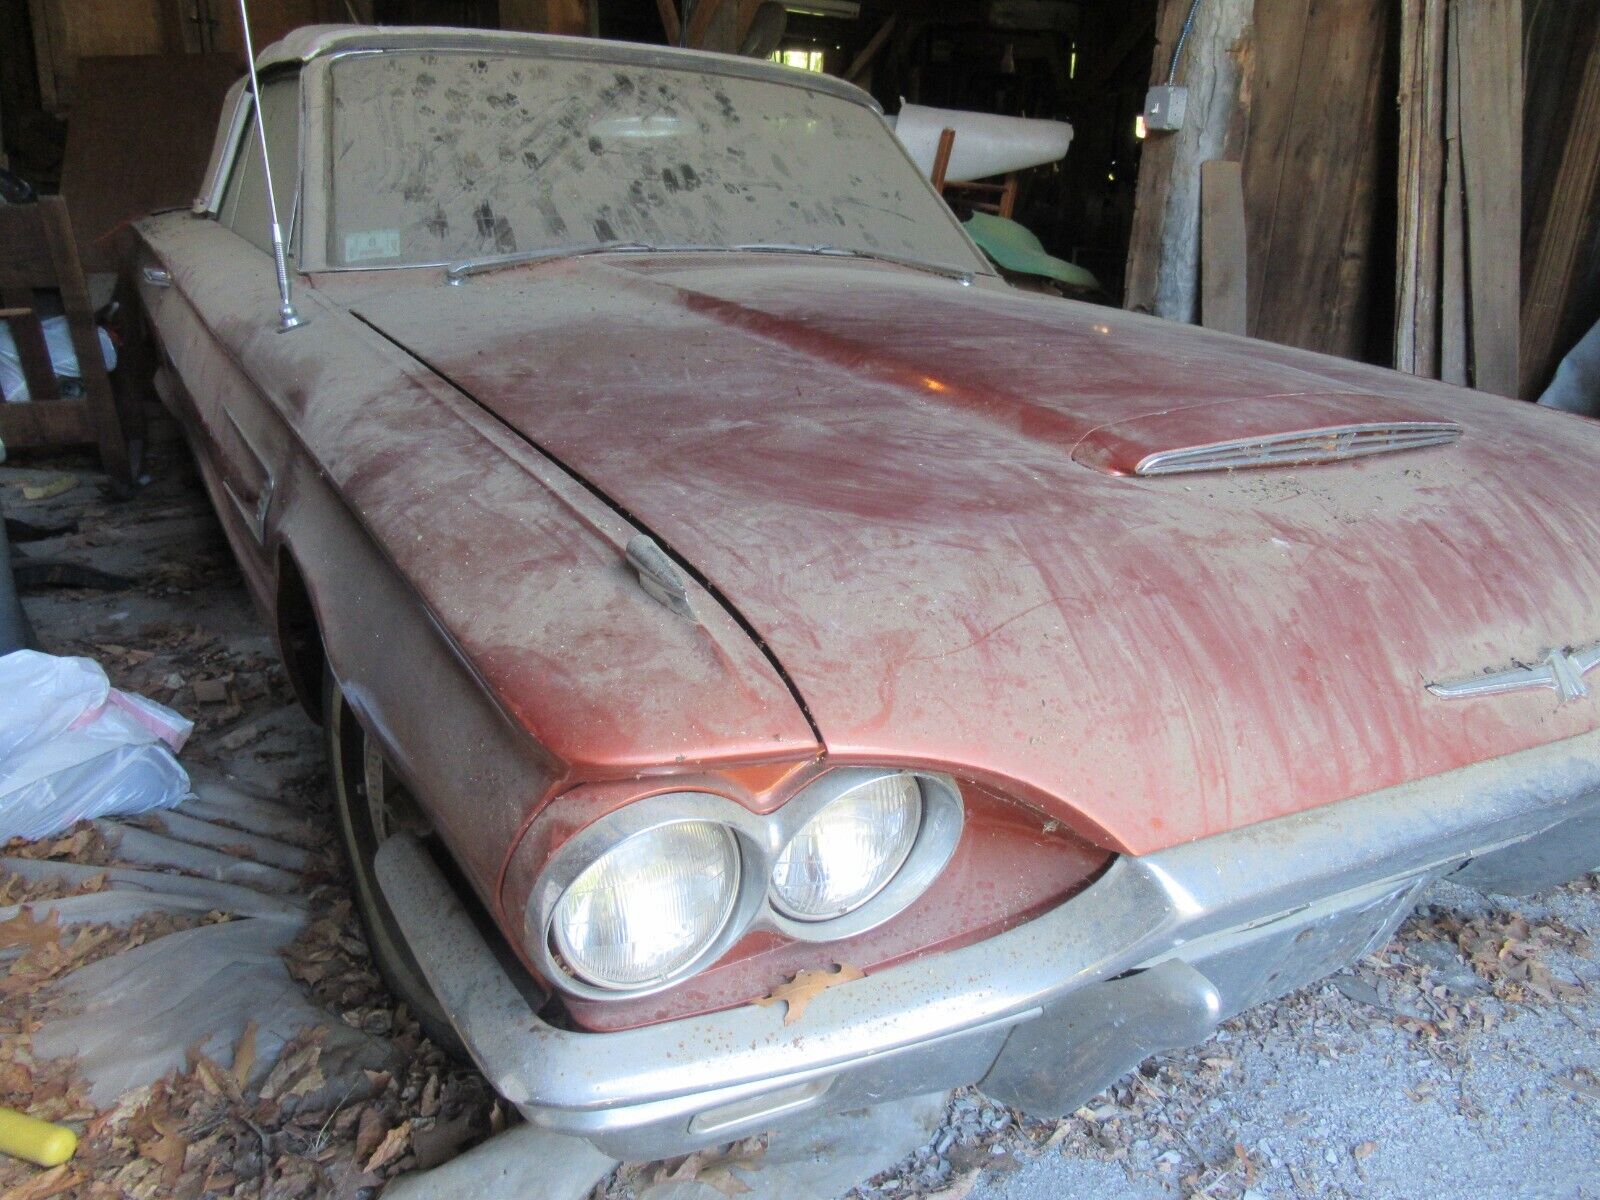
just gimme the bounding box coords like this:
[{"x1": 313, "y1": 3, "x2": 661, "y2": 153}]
[{"x1": 253, "y1": 24, "x2": 877, "y2": 109}]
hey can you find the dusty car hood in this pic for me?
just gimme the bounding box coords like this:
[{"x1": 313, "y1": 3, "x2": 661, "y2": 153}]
[{"x1": 350, "y1": 256, "x2": 1600, "y2": 853}]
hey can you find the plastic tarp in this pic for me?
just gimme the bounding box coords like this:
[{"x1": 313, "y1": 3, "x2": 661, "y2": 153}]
[
  {"x1": 0, "y1": 649, "x2": 192, "y2": 842},
  {"x1": 0, "y1": 317, "x2": 117, "y2": 404}
]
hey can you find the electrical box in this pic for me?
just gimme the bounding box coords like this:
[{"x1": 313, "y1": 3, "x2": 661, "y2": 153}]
[{"x1": 1143, "y1": 85, "x2": 1189, "y2": 132}]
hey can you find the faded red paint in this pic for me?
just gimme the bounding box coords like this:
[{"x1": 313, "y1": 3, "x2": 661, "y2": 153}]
[
  {"x1": 343, "y1": 252, "x2": 1600, "y2": 857},
  {"x1": 143, "y1": 212, "x2": 1600, "y2": 1027}
]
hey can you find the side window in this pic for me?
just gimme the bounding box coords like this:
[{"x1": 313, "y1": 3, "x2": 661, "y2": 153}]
[{"x1": 218, "y1": 76, "x2": 301, "y2": 255}]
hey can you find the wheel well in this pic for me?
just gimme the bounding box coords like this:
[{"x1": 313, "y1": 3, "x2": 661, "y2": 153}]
[{"x1": 275, "y1": 548, "x2": 326, "y2": 725}]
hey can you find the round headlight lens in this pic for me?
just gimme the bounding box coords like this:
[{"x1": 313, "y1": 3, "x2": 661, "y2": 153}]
[
  {"x1": 551, "y1": 820, "x2": 739, "y2": 989},
  {"x1": 770, "y1": 773, "x2": 923, "y2": 920}
]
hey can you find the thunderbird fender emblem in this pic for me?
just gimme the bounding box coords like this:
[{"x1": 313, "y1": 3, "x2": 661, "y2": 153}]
[{"x1": 1427, "y1": 643, "x2": 1600, "y2": 704}]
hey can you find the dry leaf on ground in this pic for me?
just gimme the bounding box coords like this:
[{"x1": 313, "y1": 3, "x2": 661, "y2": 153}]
[
  {"x1": 362, "y1": 1120, "x2": 412, "y2": 1174},
  {"x1": 0, "y1": 909, "x2": 62, "y2": 954}
]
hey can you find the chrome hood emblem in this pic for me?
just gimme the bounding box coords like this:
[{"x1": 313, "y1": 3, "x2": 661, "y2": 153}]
[{"x1": 1428, "y1": 643, "x2": 1600, "y2": 704}]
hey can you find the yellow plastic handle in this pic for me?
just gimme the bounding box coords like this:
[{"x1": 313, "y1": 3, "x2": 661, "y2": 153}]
[{"x1": 0, "y1": 1107, "x2": 77, "y2": 1168}]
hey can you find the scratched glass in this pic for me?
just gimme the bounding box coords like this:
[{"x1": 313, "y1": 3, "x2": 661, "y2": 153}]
[{"x1": 325, "y1": 50, "x2": 983, "y2": 271}]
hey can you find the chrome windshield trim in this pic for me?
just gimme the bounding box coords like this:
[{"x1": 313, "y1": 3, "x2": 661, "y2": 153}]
[
  {"x1": 446, "y1": 241, "x2": 656, "y2": 283},
  {"x1": 446, "y1": 241, "x2": 982, "y2": 285},
  {"x1": 290, "y1": 32, "x2": 884, "y2": 112}
]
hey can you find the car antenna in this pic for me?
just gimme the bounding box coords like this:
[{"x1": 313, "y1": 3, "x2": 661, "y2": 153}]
[{"x1": 235, "y1": 0, "x2": 306, "y2": 332}]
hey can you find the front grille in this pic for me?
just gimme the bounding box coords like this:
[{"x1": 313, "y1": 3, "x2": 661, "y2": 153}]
[{"x1": 1134, "y1": 422, "x2": 1462, "y2": 476}]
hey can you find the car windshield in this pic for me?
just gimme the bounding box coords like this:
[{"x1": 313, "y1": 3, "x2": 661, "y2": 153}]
[{"x1": 325, "y1": 49, "x2": 986, "y2": 273}]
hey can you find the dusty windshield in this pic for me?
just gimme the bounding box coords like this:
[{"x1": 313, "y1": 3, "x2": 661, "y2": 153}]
[{"x1": 325, "y1": 50, "x2": 985, "y2": 271}]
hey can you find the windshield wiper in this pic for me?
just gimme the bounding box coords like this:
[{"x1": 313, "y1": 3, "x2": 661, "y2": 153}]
[
  {"x1": 446, "y1": 240, "x2": 657, "y2": 283},
  {"x1": 446, "y1": 239, "x2": 978, "y2": 285}
]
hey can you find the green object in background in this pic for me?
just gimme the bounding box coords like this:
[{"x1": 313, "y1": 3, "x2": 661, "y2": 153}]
[{"x1": 963, "y1": 211, "x2": 1100, "y2": 291}]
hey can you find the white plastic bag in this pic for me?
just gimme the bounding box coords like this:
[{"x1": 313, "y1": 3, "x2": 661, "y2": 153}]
[{"x1": 0, "y1": 650, "x2": 193, "y2": 842}]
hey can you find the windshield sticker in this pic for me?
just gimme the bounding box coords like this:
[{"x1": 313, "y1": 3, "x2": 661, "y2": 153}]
[{"x1": 344, "y1": 229, "x2": 401, "y2": 262}]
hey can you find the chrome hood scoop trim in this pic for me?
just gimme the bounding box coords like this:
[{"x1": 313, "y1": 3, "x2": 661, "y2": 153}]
[
  {"x1": 1136, "y1": 421, "x2": 1463, "y2": 476},
  {"x1": 1070, "y1": 393, "x2": 1463, "y2": 477}
]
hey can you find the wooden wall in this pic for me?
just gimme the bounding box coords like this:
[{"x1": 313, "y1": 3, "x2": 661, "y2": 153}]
[
  {"x1": 1126, "y1": 0, "x2": 1395, "y2": 362},
  {"x1": 26, "y1": 0, "x2": 344, "y2": 111},
  {"x1": 1521, "y1": 0, "x2": 1600, "y2": 397},
  {"x1": 1242, "y1": 0, "x2": 1391, "y2": 361}
]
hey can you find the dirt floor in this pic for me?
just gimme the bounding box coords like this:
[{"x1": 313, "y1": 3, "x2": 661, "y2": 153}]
[{"x1": 2, "y1": 433, "x2": 1597, "y2": 1199}]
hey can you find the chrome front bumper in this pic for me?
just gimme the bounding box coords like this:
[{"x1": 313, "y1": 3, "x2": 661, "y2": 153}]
[{"x1": 375, "y1": 729, "x2": 1600, "y2": 1161}]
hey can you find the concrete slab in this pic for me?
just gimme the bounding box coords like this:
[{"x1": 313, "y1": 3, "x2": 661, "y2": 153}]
[{"x1": 382, "y1": 1122, "x2": 617, "y2": 1200}]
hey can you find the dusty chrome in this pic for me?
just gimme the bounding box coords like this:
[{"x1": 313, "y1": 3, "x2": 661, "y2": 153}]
[
  {"x1": 1428, "y1": 642, "x2": 1600, "y2": 704},
  {"x1": 523, "y1": 769, "x2": 963, "y2": 1000},
  {"x1": 448, "y1": 241, "x2": 656, "y2": 284},
  {"x1": 624, "y1": 534, "x2": 695, "y2": 621},
  {"x1": 377, "y1": 726, "x2": 1600, "y2": 1160},
  {"x1": 447, "y1": 241, "x2": 976, "y2": 287},
  {"x1": 1134, "y1": 421, "x2": 1462, "y2": 475},
  {"x1": 141, "y1": 266, "x2": 173, "y2": 288},
  {"x1": 235, "y1": 0, "x2": 306, "y2": 333}
]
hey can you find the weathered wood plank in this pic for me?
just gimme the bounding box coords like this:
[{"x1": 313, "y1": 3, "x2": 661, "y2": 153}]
[
  {"x1": 1456, "y1": 0, "x2": 1521, "y2": 396},
  {"x1": 1395, "y1": 0, "x2": 1447, "y2": 376},
  {"x1": 1240, "y1": 0, "x2": 1311, "y2": 337},
  {"x1": 1247, "y1": 0, "x2": 1390, "y2": 359},
  {"x1": 1520, "y1": 21, "x2": 1600, "y2": 396},
  {"x1": 1440, "y1": 0, "x2": 1469, "y2": 387},
  {"x1": 845, "y1": 15, "x2": 896, "y2": 84},
  {"x1": 1201, "y1": 160, "x2": 1248, "y2": 335},
  {"x1": 0, "y1": 399, "x2": 93, "y2": 448}
]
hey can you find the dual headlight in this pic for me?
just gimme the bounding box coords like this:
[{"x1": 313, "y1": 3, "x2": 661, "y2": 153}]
[{"x1": 538, "y1": 770, "x2": 960, "y2": 995}]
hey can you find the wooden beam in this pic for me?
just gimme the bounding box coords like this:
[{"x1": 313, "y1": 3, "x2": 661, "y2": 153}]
[
  {"x1": 1455, "y1": 0, "x2": 1522, "y2": 396},
  {"x1": 0, "y1": 399, "x2": 93, "y2": 449},
  {"x1": 685, "y1": 0, "x2": 730, "y2": 49},
  {"x1": 1124, "y1": 0, "x2": 1253, "y2": 322},
  {"x1": 1394, "y1": 0, "x2": 1447, "y2": 377},
  {"x1": 500, "y1": 0, "x2": 589, "y2": 35},
  {"x1": 1200, "y1": 160, "x2": 1248, "y2": 335},
  {"x1": 1440, "y1": 0, "x2": 1468, "y2": 387},
  {"x1": 846, "y1": 14, "x2": 896, "y2": 84},
  {"x1": 654, "y1": 0, "x2": 681, "y2": 44},
  {"x1": 1077, "y1": 13, "x2": 1156, "y2": 97},
  {"x1": 1520, "y1": 25, "x2": 1600, "y2": 396}
]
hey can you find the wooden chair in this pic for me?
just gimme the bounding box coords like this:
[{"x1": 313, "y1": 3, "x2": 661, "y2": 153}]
[
  {"x1": 0, "y1": 196, "x2": 135, "y2": 485},
  {"x1": 930, "y1": 126, "x2": 1020, "y2": 220}
]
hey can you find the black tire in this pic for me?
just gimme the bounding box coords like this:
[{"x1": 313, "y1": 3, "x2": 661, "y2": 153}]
[{"x1": 323, "y1": 666, "x2": 464, "y2": 1055}]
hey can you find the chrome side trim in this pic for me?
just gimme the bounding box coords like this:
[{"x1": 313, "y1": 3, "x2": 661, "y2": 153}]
[
  {"x1": 1134, "y1": 421, "x2": 1461, "y2": 475},
  {"x1": 1429, "y1": 642, "x2": 1600, "y2": 704}
]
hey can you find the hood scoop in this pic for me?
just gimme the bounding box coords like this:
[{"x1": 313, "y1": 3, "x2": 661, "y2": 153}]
[
  {"x1": 1136, "y1": 421, "x2": 1462, "y2": 475},
  {"x1": 1072, "y1": 393, "x2": 1462, "y2": 477}
]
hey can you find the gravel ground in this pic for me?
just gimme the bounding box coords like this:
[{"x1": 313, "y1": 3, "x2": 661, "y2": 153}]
[
  {"x1": 7, "y1": 438, "x2": 1598, "y2": 1199},
  {"x1": 845, "y1": 876, "x2": 1600, "y2": 1200}
]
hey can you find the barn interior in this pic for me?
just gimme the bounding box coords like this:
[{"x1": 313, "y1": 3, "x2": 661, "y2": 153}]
[{"x1": 0, "y1": 2, "x2": 1598, "y2": 1198}]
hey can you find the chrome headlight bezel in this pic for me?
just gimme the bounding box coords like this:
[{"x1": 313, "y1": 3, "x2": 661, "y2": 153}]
[{"x1": 526, "y1": 769, "x2": 964, "y2": 1000}]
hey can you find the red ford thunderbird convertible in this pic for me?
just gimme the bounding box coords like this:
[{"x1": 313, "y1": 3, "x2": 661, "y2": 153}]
[{"x1": 134, "y1": 24, "x2": 1600, "y2": 1162}]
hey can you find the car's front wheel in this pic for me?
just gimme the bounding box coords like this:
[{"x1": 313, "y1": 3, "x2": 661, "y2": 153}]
[{"x1": 323, "y1": 667, "x2": 462, "y2": 1054}]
